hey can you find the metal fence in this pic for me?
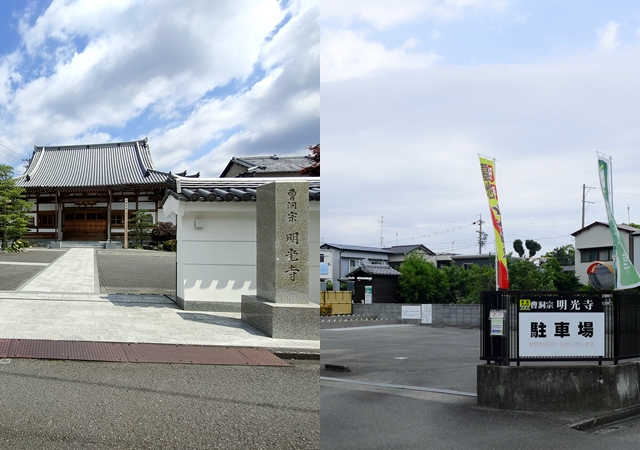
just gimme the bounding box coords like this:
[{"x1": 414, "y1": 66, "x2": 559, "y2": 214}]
[{"x1": 481, "y1": 291, "x2": 640, "y2": 365}]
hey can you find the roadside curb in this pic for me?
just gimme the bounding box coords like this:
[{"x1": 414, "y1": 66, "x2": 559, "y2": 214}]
[{"x1": 569, "y1": 403, "x2": 640, "y2": 431}]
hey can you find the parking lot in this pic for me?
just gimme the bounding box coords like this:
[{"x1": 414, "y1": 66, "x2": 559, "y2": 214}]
[{"x1": 321, "y1": 324, "x2": 640, "y2": 449}]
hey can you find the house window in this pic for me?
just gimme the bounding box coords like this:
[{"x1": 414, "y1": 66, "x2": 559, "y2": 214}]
[
  {"x1": 349, "y1": 259, "x2": 361, "y2": 271},
  {"x1": 462, "y1": 263, "x2": 473, "y2": 270},
  {"x1": 580, "y1": 247, "x2": 612, "y2": 263},
  {"x1": 320, "y1": 254, "x2": 325, "y2": 263}
]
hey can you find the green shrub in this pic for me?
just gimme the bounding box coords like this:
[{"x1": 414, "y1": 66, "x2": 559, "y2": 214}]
[
  {"x1": 320, "y1": 303, "x2": 333, "y2": 316},
  {"x1": 164, "y1": 239, "x2": 177, "y2": 252}
]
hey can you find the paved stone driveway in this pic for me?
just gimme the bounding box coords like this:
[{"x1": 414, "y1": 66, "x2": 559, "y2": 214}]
[
  {"x1": 0, "y1": 249, "x2": 67, "y2": 290},
  {"x1": 96, "y1": 249, "x2": 176, "y2": 295}
]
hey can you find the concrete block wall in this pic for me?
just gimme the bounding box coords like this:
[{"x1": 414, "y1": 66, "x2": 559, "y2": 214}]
[
  {"x1": 352, "y1": 303, "x2": 481, "y2": 327},
  {"x1": 353, "y1": 303, "x2": 402, "y2": 318},
  {"x1": 431, "y1": 304, "x2": 481, "y2": 327}
]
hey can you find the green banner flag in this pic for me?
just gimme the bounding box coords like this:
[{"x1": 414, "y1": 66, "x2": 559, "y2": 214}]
[{"x1": 597, "y1": 155, "x2": 640, "y2": 289}]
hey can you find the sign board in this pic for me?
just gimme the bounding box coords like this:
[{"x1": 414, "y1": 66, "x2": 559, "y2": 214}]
[
  {"x1": 518, "y1": 296, "x2": 604, "y2": 357},
  {"x1": 421, "y1": 304, "x2": 432, "y2": 324},
  {"x1": 364, "y1": 286, "x2": 372, "y2": 304},
  {"x1": 489, "y1": 309, "x2": 506, "y2": 336},
  {"x1": 402, "y1": 305, "x2": 421, "y2": 319}
]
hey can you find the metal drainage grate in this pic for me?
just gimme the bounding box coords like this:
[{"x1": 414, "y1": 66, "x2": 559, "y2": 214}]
[{"x1": 0, "y1": 339, "x2": 289, "y2": 366}]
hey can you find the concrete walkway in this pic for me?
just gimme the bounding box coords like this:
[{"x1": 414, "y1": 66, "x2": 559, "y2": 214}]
[{"x1": 0, "y1": 249, "x2": 319, "y2": 355}]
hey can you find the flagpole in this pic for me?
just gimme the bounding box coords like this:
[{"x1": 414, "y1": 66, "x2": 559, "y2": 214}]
[{"x1": 494, "y1": 157, "x2": 499, "y2": 292}]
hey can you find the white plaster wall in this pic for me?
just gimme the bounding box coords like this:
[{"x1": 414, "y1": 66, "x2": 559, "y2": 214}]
[
  {"x1": 173, "y1": 199, "x2": 320, "y2": 306},
  {"x1": 36, "y1": 204, "x2": 56, "y2": 211},
  {"x1": 179, "y1": 203, "x2": 256, "y2": 304}
]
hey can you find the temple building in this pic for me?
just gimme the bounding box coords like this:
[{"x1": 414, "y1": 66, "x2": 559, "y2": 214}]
[{"x1": 15, "y1": 139, "x2": 171, "y2": 244}]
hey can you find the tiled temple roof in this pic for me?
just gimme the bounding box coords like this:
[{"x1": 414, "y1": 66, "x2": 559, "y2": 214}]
[{"x1": 15, "y1": 139, "x2": 168, "y2": 189}]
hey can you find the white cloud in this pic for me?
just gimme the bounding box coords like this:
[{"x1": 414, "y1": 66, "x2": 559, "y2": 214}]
[
  {"x1": 0, "y1": 0, "x2": 319, "y2": 175},
  {"x1": 321, "y1": 47, "x2": 640, "y2": 254},
  {"x1": 597, "y1": 20, "x2": 621, "y2": 50},
  {"x1": 322, "y1": 0, "x2": 509, "y2": 29},
  {"x1": 321, "y1": 29, "x2": 440, "y2": 82}
]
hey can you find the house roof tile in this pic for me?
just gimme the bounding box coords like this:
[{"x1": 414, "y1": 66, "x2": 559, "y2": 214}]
[
  {"x1": 321, "y1": 243, "x2": 392, "y2": 254},
  {"x1": 347, "y1": 263, "x2": 400, "y2": 277},
  {"x1": 571, "y1": 221, "x2": 640, "y2": 236},
  {"x1": 220, "y1": 155, "x2": 313, "y2": 177}
]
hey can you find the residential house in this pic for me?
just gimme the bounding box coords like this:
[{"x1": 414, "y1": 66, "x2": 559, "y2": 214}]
[
  {"x1": 319, "y1": 243, "x2": 391, "y2": 287},
  {"x1": 383, "y1": 244, "x2": 436, "y2": 270},
  {"x1": 320, "y1": 247, "x2": 333, "y2": 284},
  {"x1": 436, "y1": 253, "x2": 494, "y2": 268},
  {"x1": 220, "y1": 155, "x2": 315, "y2": 178},
  {"x1": 571, "y1": 221, "x2": 640, "y2": 285}
]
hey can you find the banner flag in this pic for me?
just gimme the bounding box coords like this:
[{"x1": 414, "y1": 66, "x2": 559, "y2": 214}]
[
  {"x1": 479, "y1": 155, "x2": 509, "y2": 289},
  {"x1": 597, "y1": 155, "x2": 640, "y2": 289}
]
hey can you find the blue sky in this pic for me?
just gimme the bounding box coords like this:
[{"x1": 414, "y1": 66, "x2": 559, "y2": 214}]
[
  {"x1": 321, "y1": 0, "x2": 640, "y2": 259},
  {"x1": 0, "y1": 0, "x2": 319, "y2": 176}
]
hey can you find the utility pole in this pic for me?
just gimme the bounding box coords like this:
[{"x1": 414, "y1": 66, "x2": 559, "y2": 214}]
[
  {"x1": 582, "y1": 184, "x2": 595, "y2": 229},
  {"x1": 380, "y1": 216, "x2": 384, "y2": 248},
  {"x1": 473, "y1": 214, "x2": 485, "y2": 254}
]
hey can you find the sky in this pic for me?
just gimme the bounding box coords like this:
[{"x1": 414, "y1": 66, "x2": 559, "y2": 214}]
[
  {"x1": 0, "y1": 0, "x2": 319, "y2": 177},
  {"x1": 321, "y1": 0, "x2": 640, "y2": 260}
]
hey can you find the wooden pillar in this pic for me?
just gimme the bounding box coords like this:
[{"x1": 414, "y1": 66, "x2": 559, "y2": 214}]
[
  {"x1": 56, "y1": 191, "x2": 63, "y2": 241},
  {"x1": 107, "y1": 189, "x2": 112, "y2": 242}
]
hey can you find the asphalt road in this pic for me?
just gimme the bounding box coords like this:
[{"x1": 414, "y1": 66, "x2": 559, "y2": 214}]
[
  {"x1": 0, "y1": 358, "x2": 319, "y2": 449},
  {"x1": 320, "y1": 324, "x2": 640, "y2": 449}
]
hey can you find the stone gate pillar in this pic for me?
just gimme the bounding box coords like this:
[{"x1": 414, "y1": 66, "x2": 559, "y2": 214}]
[{"x1": 241, "y1": 181, "x2": 319, "y2": 340}]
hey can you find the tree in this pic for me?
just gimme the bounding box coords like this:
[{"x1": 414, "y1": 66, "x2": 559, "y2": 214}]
[
  {"x1": 525, "y1": 239, "x2": 542, "y2": 258},
  {"x1": 542, "y1": 244, "x2": 575, "y2": 267},
  {"x1": 0, "y1": 165, "x2": 31, "y2": 250},
  {"x1": 513, "y1": 239, "x2": 525, "y2": 258},
  {"x1": 300, "y1": 144, "x2": 319, "y2": 176},
  {"x1": 508, "y1": 256, "x2": 555, "y2": 291},
  {"x1": 441, "y1": 262, "x2": 495, "y2": 304},
  {"x1": 542, "y1": 258, "x2": 582, "y2": 290},
  {"x1": 151, "y1": 222, "x2": 176, "y2": 242},
  {"x1": 128, "y1": 210, "x2": 155, "y2": 247},
  {"x1": 398, "y1": 252, "x2": 448, "y2": 303}
]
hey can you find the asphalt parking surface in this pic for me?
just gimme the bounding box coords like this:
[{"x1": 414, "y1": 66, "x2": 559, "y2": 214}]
[{"x1": 321, "y1": 324, "x2": 640, "y2": 450}]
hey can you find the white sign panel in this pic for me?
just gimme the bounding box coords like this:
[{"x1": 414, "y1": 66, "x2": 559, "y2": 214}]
[
  {"x1": 519, "y1": 312, "x2": 605, "y2": 357},
  {"x1": 421, "y1": 304, "x2": 432, "y2": 324},
  {"x1": 364, "y1": 286, "x2": 372, "y2": 304},
  {"x1": 402, "y1": 305, "x2": 421, "y2": 319},
  {"x1": 518, "y1": 296, "x2": 605, "y2": 358}
]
